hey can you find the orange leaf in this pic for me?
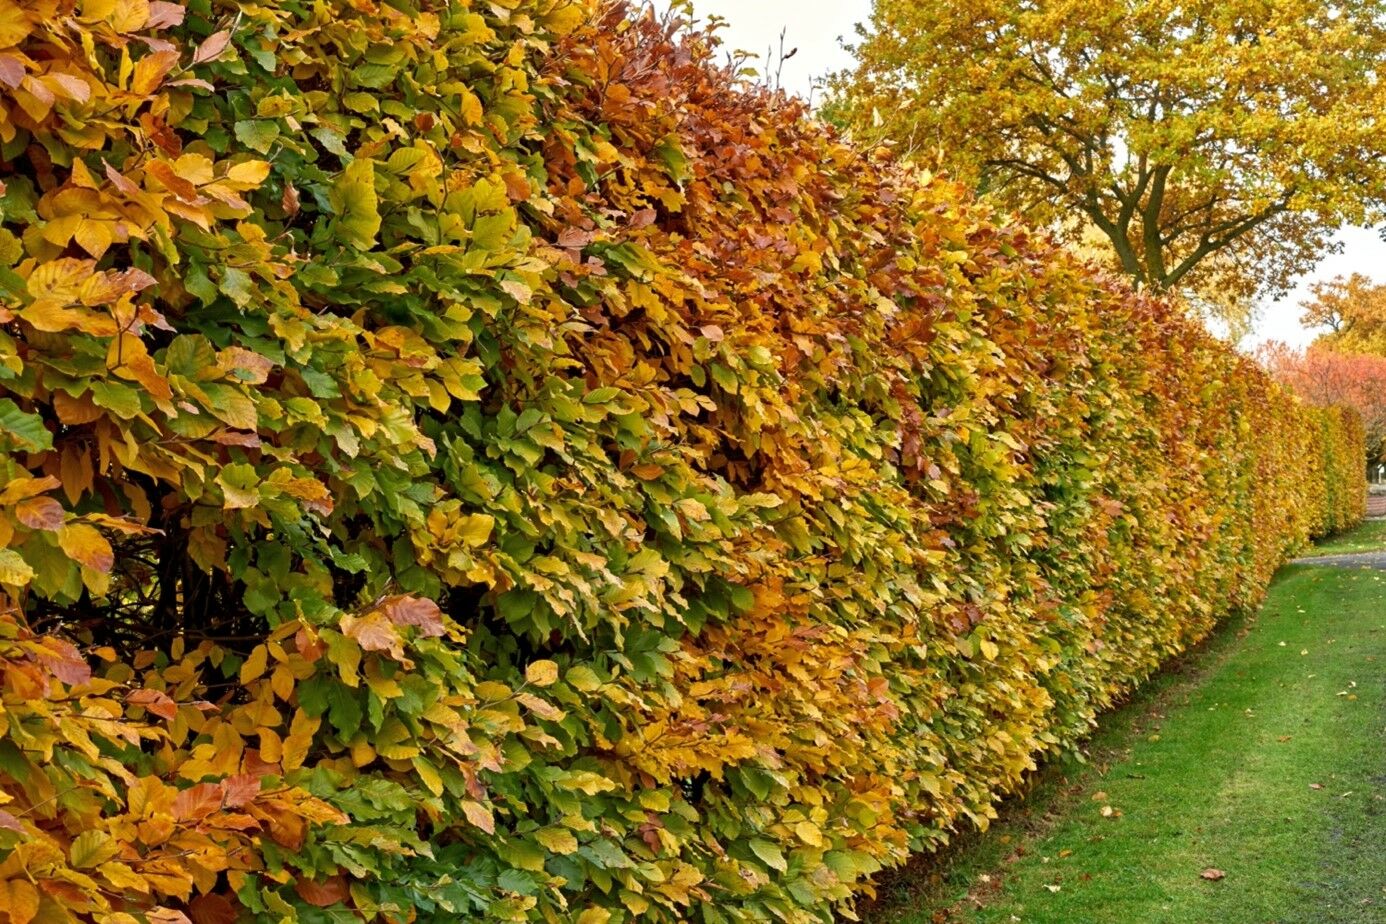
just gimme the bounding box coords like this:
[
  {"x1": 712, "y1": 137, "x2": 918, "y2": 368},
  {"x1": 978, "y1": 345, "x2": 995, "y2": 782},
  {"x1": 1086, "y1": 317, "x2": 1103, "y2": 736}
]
[
  {"x1": 0, "y1": 880, "x2": 40, "y2": 924},
  {"x1": 172, "y1": 782, "x2": 223, "y2": 822},
  {"x1": 127, "y1": 688, "x2": 179, "y2": 720}
]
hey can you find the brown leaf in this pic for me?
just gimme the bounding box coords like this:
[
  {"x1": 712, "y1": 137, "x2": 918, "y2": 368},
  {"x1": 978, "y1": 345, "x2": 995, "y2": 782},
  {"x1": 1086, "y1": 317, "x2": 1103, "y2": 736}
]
[
  {"x1": 187, "y1": 894, "x2": 238, "y2": 924},
  {"x1": 104, "y1": 161, "x2": 143, "y2": 197},
  {"x1": 193, "y1": 30, "x2": 232, "y2": 65},
  {"x1": 341, "y1": 611, "x2": 404, "y2": 655},
  {"x1": 1200, "y1": 868, "x2": 1226, "y2": 881},
  {"x1": 146, "y1": 1, "x2": 186, "y2": 29},
  {"x1": 379, "y1": 594, "x2": 446, "y2": 637},
  {"x1": 294, "y1": 875, "x2": 349, "y2": 907},
  {"x1": 281, "y1": 181, "x2": 300, "y2": 216},
  {"x1": 36, "y1": 637, "x2": 91, "y2": 686},
  {"x1": 0, "y1": 55, "x2": 24, "y2": 89}
]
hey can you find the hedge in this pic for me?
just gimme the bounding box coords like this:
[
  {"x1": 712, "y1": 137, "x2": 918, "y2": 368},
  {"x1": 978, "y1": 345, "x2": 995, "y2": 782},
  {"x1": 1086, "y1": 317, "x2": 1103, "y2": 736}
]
[{"x1": 0, "y1": 2, "x2": 1365, "y2": 922}]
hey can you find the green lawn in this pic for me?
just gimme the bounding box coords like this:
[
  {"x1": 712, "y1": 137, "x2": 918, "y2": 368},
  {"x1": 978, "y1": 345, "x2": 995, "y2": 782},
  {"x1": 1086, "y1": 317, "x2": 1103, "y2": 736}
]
[
  {"x1": 1308, "y1": 518, "x2": 1386, "y2": 557},
  {"x1": 865, "y1": 564, "x2": 1386, "y2": 924}
]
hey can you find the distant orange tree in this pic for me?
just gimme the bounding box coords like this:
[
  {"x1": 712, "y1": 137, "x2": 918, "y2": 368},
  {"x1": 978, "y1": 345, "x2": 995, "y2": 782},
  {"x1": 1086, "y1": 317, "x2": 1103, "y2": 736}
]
[{"x1": 1259, "y1": 342, "x2": 1386, "y2": 462}]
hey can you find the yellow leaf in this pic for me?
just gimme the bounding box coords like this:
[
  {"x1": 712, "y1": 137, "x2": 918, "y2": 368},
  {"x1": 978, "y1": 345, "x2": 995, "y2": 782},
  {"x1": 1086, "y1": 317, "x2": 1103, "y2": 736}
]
[
  {"x1": 460, "y1": 88, "x2": 483, "y2": 126},
  {"x1": 0, "y1": 549, "x2": 35, "y2": 586},
  {"x1": 74, "y1": 219, "x2": 114, "y2": 259},
  {"x1": 240, "y1": 644, "x2": 269, "y2": 683},
  {"x1": 226, "y1": 160, "x2": 272, "y2": 186},
  {"x1": 131, "y1": 49, "x2": 178, "y2": 95},
  {"x1": 524, "y1": 659, "x2": 559, "y2": 687},
  {"x1": 412, "y1": 756, "x2": 444, "y2": 796},
  {"x1": 460, "y1": 799, "x2": 494, "y2": 833},
  {"x1": 0, "y1": 4, "x2": 32, "y2": 49},
  {"x1": 457, "y1": 512, "x2": 494, "y2": 547},
  {"x1": 535, "y1": 827, "x2": 579, "y2": 855},
  {"x1": 69, "y1": 830, "x2": 119, "y2": 868},
  {"x1": 58, "y1": 522, "x2": 114, "y2": 572}
]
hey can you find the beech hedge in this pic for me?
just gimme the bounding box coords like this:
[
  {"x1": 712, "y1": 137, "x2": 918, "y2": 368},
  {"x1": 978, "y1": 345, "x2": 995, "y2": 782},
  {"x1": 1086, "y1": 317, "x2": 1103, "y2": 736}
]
[{"x1": 0, "y1": 1, "x2": 1365, "y2": 922}]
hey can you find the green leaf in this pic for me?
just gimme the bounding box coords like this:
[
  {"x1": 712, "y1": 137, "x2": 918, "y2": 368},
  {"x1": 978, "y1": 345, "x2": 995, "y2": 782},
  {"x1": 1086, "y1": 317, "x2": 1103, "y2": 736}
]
[
  {"x1": 219, "y1": 266, "x2": 254, "y2": 307},
  {"x1": 233, "y1": 119, "x2": 281, "y2": 154},
  {"x1": 88, "y1": 382, "x2": 142, "y2": 420},
  {"x1": 749, "y1": 838, "x2": 787, "y2": 872},
  {"x1": 0, "y1": 398, "x2": 51, "y2": 452},
  {"x1": 654, "y1": 137, "x2": 691, "y2": 184},
  {"x1": 330, "y1": 158, "x2": 382, "y2": 250},
  {"x1": 327, "y1": 684, "x2": 363, "y2": 737},
  {"x1": 583, "y1": 387, "x2": 621, "y2": 405}
]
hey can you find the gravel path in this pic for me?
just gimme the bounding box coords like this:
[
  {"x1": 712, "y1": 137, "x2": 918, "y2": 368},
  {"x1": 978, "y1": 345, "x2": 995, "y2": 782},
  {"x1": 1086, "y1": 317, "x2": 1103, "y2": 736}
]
[{"x1": 1294, "y1": 551, "x2": 1386, "y2": 570}]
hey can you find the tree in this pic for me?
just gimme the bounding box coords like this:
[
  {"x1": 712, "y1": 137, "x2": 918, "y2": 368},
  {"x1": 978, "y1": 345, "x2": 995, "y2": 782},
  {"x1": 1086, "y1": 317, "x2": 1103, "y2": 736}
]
[
  {"x1": 1259, "y1": 341, "x2": 1386, "y2": 460},
  {"x1": 1299, "y1": 273, "x2": 1386, "y2": 353},
  {"x1": 832, "y1": 0, "x2": 1386, "y2": 314}
]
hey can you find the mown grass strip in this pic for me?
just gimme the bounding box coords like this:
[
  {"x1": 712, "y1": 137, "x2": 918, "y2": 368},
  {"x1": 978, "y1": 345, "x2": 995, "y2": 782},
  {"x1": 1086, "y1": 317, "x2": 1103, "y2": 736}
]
[
  {"x1": 867, "y1": 563, "x2": 1386, "y2": 924},
  {"x1": 1306, "y1": 518, "x2": 1386, "y2": 557}
]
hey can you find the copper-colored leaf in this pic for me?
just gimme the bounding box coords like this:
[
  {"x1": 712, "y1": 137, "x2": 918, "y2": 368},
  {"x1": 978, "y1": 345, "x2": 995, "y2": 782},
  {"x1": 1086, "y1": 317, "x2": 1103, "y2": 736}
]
[
  {"x1": 379, "y1": 594, "x2": 445, "y2": 637},
  {"x1": 15, "y1": 495, "x2": 64, "y2": 531},
  {"x1": 294, "y1": 875, "x2": 349, "y2": 907},
  {"x1": 193, "y1": 30, "x2": 232, "y2": 65},
  {"x1": 127, "y1": 688, "x2": 179, "y2": 720}
]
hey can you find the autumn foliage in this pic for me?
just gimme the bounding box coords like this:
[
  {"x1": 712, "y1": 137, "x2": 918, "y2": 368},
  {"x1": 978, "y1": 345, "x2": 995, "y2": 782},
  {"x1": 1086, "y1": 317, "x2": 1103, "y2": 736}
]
[
  {"x1": 0, "y1": 2, "x2": 1366, "y2": 923},
  {"x1": 1259, "y1": 342, "x2": 1386, "y2": 462}
]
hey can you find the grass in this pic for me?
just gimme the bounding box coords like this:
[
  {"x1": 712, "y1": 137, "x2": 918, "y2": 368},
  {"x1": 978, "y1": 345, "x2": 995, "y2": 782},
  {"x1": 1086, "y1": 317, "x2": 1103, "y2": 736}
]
[
  {"x1": 1307, "y1": 518, "x2": 1386, "y2": 557},
  {"x1": 864, "y1": 563, "x2": 1386, "y2": 924}
]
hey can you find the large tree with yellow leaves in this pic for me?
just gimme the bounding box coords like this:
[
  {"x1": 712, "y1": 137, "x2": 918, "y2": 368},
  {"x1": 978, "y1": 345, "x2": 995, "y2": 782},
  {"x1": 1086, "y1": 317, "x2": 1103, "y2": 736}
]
[{"x1": 833, "y1": 0, "x2": 1386, "y2": 310}]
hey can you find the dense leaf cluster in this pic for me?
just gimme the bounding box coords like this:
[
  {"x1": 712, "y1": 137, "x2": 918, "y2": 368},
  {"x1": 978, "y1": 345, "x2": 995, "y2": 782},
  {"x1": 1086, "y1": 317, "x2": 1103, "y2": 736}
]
[{"x1": 0, "y1": 2, "x2": 1365, "y2": 922}]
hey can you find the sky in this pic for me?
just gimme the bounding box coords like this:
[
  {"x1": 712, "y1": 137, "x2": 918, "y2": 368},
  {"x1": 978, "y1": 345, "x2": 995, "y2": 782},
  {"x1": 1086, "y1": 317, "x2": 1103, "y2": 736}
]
[
  {"x1": 669, "y1": 0, "x2": 1386, "y2": 352},
  {"x1": 671, "y1": 0, "x2": 870, "y2": 104}
]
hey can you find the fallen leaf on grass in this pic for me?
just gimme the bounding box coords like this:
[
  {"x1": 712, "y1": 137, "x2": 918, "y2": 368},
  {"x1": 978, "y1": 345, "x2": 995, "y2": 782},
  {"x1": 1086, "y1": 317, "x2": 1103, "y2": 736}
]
[
  {"x1": 1310, "y1": 783, "x2": 1324, "y2": 790},
  {"x1": 1201, "y1": 868, "x2": 1226, "y2": 881}
]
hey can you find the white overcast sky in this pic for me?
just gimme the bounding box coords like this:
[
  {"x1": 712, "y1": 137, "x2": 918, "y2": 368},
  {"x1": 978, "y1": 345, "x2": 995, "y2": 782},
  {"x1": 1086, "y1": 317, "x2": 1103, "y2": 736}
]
[{"x1": 671, "y1": 0, "x2": 1386, "y2": 350}]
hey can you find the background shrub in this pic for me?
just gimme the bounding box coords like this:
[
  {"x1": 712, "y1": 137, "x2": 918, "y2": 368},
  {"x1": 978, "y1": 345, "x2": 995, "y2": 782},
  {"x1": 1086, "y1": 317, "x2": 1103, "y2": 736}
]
[{"x1": 0, "y1": 2, "x2": 1364, "y2": 921}]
